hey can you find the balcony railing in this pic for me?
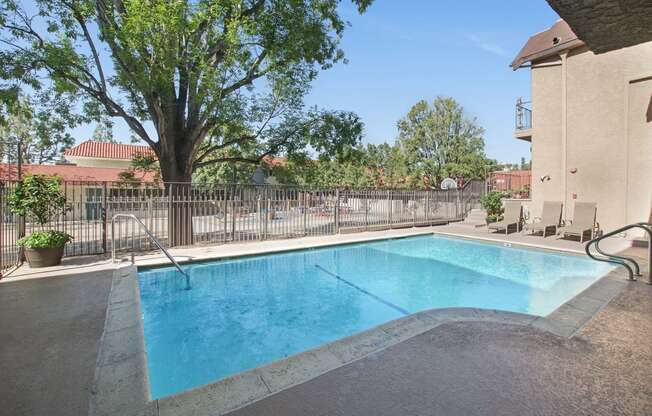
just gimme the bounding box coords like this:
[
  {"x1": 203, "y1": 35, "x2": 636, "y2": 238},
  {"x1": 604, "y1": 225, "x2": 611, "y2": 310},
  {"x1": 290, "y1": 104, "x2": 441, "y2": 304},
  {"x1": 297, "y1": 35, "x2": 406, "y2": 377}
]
[{"x1": 515, "y1": 98, "x2": 532, "y2": 131}]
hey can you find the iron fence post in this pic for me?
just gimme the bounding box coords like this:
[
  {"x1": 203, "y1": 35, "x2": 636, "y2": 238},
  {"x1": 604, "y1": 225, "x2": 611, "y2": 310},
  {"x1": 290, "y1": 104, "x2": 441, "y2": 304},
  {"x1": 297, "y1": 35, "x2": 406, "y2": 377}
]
[
  {"x1": 167, "y1": 183, "x2": 173, "y2": 246},
  {"x1": 147, "y1": 197, "x2": 153, "y2": 248},
  {"x1": 388, "y1": 190, "x2": 393, "y2": 228},
  {"x1": 364, "y1": 190, "x2": 369, "y2": 230},
  {"x1": 230, "y1": 187, "x2": 236, "y2": 242},
  {"x1": 335, "y1": 188, "x2": 340, "y2": 234},
  {"x1": 413, "y1": 192, "x2": 417, "y2": 227},
  {"x1": 303, "y1": 192, "x2": 307, "y2": 236},
  {"x1": 257, "y1": 195, "x2": 262, "y2": 240},
  {"x1": 101, "y1": 182, "x2": 108, "y2": 254},
  {"x1": 266, "y1": 197, "x2": 271, "y2": 239},
  {"x1": 223, "y1": 186, "x2": 228, "y2": 243}
]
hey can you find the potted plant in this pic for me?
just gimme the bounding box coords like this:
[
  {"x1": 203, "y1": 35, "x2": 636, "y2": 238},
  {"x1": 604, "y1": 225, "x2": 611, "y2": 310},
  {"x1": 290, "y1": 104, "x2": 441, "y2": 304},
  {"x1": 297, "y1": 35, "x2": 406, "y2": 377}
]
[
  {"x1": 480, "y1": 190, "x2": 504, "y2": 224},
  {"x1": 9, "y1": 174, "x2": 72, "y2": 267}
]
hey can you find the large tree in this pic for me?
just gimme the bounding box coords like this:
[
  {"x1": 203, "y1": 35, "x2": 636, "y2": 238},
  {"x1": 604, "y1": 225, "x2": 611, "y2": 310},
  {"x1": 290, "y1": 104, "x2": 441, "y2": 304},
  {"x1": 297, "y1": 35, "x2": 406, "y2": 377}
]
[
  {"x1": 397, "y1": 97, "x2": 492, "y2": 187},
  {"x1": 0, "y1": 0, "x2": 372, "y2": 183}
]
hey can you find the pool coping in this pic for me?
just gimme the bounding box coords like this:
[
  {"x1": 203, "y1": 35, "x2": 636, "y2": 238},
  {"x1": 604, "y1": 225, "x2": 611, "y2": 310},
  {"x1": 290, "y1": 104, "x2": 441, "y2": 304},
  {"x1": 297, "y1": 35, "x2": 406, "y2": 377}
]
[
  {"x1": 89, "y1": 238, "x2": 634, "y2": 416},
  {"x1": 135, "y1": 228, "x2": 438, "y2": 270}
]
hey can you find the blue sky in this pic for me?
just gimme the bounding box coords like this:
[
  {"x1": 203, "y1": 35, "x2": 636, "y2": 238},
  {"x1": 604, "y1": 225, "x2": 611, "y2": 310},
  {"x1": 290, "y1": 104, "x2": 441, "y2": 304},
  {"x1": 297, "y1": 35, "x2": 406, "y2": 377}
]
[{"x1": 71, "y1": 0, "x2": 560, "y2": 163}]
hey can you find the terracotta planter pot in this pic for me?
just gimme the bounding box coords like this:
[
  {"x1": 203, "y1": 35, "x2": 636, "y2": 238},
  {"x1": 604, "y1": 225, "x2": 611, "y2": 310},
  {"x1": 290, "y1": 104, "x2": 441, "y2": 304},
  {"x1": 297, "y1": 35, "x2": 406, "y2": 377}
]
[{"x1": 24, "y1": 247, "x2": 65, "y2": 268}]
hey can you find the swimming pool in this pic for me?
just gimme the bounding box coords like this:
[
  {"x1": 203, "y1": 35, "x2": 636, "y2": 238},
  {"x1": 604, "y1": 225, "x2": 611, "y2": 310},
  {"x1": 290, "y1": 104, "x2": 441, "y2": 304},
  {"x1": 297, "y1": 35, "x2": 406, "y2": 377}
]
[{"x1": 138, "y1": 234, "x2": 612, "y2": 398}]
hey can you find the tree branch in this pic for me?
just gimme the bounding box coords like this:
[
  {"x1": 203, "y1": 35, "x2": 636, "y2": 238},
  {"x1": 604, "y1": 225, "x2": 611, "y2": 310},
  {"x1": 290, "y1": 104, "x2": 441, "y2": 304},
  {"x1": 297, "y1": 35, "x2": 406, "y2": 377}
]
[
  {"x1": 219, "y1": 49, "x2": 269, "y2": 99},
  {"x1": 192, "y1": 134, "x2": 257, "y2": 167},
  {"x1": 72, "y1": 10, "x2": 107, "y2": 91}
]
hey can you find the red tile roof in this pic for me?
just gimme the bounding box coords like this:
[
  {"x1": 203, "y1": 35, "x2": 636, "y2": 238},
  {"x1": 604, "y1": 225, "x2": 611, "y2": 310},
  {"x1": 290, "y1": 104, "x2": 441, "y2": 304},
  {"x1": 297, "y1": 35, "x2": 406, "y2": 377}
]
[
  {"x1": 0, "y1": 164, "x2": 158, "y2": 183},
  {"x1": 261, "y1": 156, "x2": 287, "y2": 167},
  {"x1": 64, "y1": 140, "x2": 156, "y2": 160},
  {"x1": 511, "y1": 20, "x2": 584, "y2": 70}
]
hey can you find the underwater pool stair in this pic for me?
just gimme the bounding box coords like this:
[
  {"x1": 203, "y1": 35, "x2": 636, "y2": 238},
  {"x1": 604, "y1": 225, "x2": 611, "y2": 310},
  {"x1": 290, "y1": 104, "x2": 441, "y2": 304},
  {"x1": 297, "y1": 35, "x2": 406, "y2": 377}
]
[{"x1": 585, "y1": 222, "x2": 652, "y2": 284}]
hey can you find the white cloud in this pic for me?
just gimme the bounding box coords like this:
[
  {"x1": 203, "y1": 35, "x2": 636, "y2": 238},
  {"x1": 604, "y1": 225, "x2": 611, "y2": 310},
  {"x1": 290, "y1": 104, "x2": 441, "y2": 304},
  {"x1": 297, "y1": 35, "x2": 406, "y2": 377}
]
[{"x1": 466, "y1": 34, "x2": 509, "y2": 57}]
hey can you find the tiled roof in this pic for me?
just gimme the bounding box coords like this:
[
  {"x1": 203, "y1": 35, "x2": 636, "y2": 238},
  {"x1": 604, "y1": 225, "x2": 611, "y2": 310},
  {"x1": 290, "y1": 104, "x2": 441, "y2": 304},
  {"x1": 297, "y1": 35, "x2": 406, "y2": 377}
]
[
  {"x1": 511, "y1": 20, "x2": 583, "y2": 70},
  {"x1": 261, "y1": 156, "x2": 287, "y2": 167},
  {"x1": 0, "y1": 164, "x2": 158, "y2": 183},
  {"x1": 64, "y1": 140, "x2": 156, "y2": 160}
]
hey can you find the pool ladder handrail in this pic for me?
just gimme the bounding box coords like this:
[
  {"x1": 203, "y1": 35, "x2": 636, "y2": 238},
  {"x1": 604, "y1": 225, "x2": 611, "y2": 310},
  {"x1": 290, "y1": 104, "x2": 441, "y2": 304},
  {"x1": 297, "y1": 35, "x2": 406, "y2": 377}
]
[
  {"x1": 585, "y1": 222, "x2": 651, "y2": 283},
  {"x1": 111, "y1": 214, "x2": 190, "y2": 287}
]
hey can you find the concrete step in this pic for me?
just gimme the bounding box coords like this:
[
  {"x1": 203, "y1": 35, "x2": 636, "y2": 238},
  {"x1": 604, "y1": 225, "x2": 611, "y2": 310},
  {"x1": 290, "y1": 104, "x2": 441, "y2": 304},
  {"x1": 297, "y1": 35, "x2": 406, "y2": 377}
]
[
  {"x1": 465, "y1": 212, "x2": 486, "y2": 219},
  {"x1": 464, "y1": 214, "x2": 487, "y2": 222},
  {"x1": 457, "y1": 222, "x2": 487, "y2": 228},
  {"x1": 632, "y1": 238, "x2": 649, "y2": 248},
  {"x1": 459, "y1": 209, "x2": 488, "y2": 228}
]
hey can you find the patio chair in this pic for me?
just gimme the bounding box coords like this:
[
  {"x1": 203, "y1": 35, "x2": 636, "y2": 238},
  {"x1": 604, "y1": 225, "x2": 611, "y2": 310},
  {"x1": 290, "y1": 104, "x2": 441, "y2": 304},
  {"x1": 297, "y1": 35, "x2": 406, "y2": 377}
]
[
  {"x1": 487, "y1": 200, "x2": 522, "y2": 235},
  {"x1": 560, "y1": 202, "x2": 598, "y2": 243},
  {"x1": 523, "y1": 201, "x2": 563, "y2": 237}
]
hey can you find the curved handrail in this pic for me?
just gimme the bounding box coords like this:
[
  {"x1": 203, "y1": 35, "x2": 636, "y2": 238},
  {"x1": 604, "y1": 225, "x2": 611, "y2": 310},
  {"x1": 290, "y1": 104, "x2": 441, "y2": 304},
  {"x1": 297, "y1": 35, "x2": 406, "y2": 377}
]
[
  {"x1": 585, "y1": 222, "x2": 652, "y2": 283},
  {"x1": 111, "y1": 214, "x2": 190, "y2": 289}
]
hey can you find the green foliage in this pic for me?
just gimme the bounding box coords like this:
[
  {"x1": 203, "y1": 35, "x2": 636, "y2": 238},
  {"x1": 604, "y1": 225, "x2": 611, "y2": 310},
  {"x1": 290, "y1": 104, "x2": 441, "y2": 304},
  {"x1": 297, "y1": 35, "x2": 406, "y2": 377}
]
[
  {"x1": 91, "y1": 116, "x2": 116, "y2": 143},
  {"x1": 17, "y1": 230, "x2": 72, "y2": 249},
  {"x1": 480, "y1": 191, "x2": 503, "y2": 221},
  {"x1": 0, "y1": 95, "x2": 76, "y2": 164},
  {"x1": 10, "y1": 174, "x2": 73, "y2": 248},
  {"x1": 194, "y1": 111, "x2": 365, "y2": 185},
  {"x1": 118, "y1": 153, "x2": 161, "y2": 186},
  {"x1": 8, "y1": 173, "x2": 68, "y2": 226},
  {"x1": 0, "y1": 0, "x2": 374, "y2": 181},
  {"x1": 397, "y1": 97, "x2": 493, "y2": 186}
]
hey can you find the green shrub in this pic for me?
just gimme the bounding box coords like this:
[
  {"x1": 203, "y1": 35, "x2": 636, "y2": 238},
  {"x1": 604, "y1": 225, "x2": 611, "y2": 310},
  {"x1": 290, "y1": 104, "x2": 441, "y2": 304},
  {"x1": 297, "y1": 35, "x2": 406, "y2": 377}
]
[
  {"x1": 9, "y1": 173, "x2": 72, "y2": 249},
  {"x1": 9, "y1": 173, "x2": 68, "y2": 225},
  {"x1": 17, "y1": 230, "x2": 72, "y2": 249},
  {"x1": 486, "y1": 214, "x2": 499, "y2": 223},
  {"x1": 480, "y1": 191, "x2": 503, "y2": 221}
]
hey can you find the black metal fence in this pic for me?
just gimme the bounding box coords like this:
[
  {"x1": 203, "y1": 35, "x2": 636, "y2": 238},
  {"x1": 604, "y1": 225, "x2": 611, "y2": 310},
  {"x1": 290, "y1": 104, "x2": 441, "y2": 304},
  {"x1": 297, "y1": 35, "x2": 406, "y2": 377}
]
[{"x1": 0, "y1": 180, "x2": 485, "y2": 273}]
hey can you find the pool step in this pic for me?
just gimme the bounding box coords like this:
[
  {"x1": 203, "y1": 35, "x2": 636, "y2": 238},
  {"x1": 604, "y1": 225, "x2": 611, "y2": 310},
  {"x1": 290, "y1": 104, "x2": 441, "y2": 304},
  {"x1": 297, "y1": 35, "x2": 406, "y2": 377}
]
[
  {"x1": 632, "y1": 238, "x2": 649, "y2": 248},
  {"x1": 459, "y1": 209, "x2": 488, "y2": 228}
]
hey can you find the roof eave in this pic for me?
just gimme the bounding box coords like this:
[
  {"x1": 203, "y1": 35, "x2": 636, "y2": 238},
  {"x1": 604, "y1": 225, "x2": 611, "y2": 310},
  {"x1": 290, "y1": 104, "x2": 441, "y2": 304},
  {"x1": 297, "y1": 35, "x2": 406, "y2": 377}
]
[{"x1": 511, "y1": 38, "x2": 585, "y2": 70}]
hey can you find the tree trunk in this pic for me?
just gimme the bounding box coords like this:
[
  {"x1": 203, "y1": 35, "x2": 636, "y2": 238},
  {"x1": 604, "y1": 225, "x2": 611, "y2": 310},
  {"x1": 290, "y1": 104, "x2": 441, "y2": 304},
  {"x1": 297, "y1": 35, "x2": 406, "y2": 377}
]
[{"x1": 159, "y1": 142, "x2": 195, "y2": 247}]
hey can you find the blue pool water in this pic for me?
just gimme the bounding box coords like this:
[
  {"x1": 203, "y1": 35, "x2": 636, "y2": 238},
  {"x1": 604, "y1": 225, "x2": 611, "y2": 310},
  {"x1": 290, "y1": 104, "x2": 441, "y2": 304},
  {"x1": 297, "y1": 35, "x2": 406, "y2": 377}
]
[{"x1": 138, "y1": 235, "x2": 612, "y2": 398}]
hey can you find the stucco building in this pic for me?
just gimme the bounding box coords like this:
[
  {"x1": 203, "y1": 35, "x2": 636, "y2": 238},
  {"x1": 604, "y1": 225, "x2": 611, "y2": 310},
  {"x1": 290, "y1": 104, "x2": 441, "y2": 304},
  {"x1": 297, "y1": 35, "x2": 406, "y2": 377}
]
[
  {"x1": 63, "y1": 140, "x2": 155, "y2": 169},
  {"x1": 511, "y1": 20, "x2": 652, "y2": 240}
]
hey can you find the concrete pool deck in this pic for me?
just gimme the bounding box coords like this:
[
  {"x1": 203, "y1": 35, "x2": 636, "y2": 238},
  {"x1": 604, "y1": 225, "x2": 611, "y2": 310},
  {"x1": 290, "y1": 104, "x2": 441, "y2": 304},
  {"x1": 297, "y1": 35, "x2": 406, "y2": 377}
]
[
  {"x1": 5, "y1": 223, "x2": 635, "y2": 280},
  {"x1": 1, "y1": 225, "x2": 650, "y2": 415}
]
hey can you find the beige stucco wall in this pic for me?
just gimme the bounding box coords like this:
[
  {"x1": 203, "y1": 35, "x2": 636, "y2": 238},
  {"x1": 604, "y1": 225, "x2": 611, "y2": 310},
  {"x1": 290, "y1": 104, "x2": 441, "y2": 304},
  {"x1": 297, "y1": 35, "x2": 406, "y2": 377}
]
[
  {"x1": 527, "y1": 41, "x2": 652, "y2": 237},
  {"x1": 64, "y1": 156, "x2": 133, "y2": 169},
  {"x1": 529, "y1": 58, "x2": 563, "y2": 220}
]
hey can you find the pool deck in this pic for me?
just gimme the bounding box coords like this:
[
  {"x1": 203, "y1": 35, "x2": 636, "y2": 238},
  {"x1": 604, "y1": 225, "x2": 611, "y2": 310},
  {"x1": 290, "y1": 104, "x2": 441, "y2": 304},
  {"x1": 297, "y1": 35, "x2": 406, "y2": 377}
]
[
  {"x1": 227, "y1": 276, "x2": 652, "y2": 416},
  {"x1": 1, "y1": 224, "x2": 650, "y2": 416}
]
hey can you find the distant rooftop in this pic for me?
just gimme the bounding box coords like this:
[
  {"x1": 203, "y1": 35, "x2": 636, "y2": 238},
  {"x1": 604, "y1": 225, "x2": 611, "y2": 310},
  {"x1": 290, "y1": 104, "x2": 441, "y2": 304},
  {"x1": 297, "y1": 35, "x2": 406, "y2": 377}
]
[
  {"x1": 0, "y1": 163, "x2": 157, "y2": 182},
  {"x1": 511, "y1": 20, "x2": 583, "y2": 70},
  {"x1": 64, "y1": 140, "x2": 155, "y2": 160}
]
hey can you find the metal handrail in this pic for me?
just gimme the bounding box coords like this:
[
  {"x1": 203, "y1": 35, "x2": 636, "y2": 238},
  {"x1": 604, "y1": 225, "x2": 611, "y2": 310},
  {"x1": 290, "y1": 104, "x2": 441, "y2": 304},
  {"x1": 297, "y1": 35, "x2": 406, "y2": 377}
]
[
  {"x1": 515, "y1": 98, "x2": 532, "y2": 131},
  {"x1": 585, "y1": 222, "x2": 652, "y2": 283},
  {"x1": 111, "y1": 214, "x2": 190, "y2": 289}
]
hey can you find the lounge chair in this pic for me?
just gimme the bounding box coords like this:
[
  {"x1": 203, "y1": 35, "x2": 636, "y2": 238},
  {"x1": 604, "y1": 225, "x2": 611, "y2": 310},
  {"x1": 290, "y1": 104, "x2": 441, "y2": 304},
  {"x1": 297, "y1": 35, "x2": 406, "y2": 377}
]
[
  {"x1": 560, "y1": 202, "x2": 597, "y2": 243},
  {"x1": 523, "y1": 201, "x2": 563, "y2": 237},
  {"x1": 487, "y1": 200, "x2": 522, "y2": 235}
]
